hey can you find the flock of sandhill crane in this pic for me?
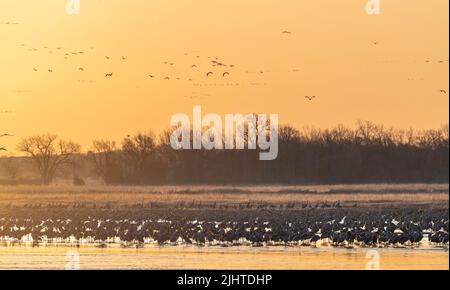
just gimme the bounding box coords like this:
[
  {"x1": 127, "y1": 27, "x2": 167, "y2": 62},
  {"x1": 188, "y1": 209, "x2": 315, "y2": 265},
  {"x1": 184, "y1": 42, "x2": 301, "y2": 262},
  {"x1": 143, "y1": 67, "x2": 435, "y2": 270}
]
[
  {"x1": 0, "y1": 23, "x2": 445, "y2": 109},
  {"x1": 15, "y1": 39, "x2": 448, "y2": 105},
  {"x1": 0, "y1": 202, "x2": 448, "y2": 248},
  {"x1": 11, "y1": 30, "x2": 330, "y2": 102}
]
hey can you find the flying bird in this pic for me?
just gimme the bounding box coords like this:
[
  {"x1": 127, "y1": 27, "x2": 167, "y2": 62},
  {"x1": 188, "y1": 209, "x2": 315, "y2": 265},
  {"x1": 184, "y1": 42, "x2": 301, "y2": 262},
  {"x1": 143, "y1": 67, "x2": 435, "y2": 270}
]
[
  {"x1": 164, "y1": 77, "x2": 170, "y2": 80},
  {"x1": 191, "y1": 65, "x2": 197, "y2": 68},
  {"x1": 105, "y1": 73, "x2": 113, "y2": 77},
  {"x1": 372, "y1": 41, "x2": 378, "y2": 45},
  {"x1": 0, "y1": 134, "x2": 13, "y2": 137},
  {"x1": 440, "y1": 90, "x2": 447, "y2": 94},
  {"x1": 105, "y1": 56, "x2": 110, "y2": 60},
  {"x1": 282, "y1": 30, "x2": 292, "y2": 34},
  {"x1": 48, "y1": 69, "x2": 53, "y2": 73},
  {"x1": 222, "y1": 72, "x2": 230, "y2": 77},
  {"x1": 78, "y1": 67, "x2": 84, "y2": 71},
  {"x1": 305, "y1": 96, "x2": 316, "y2": 101},
  {"x1": 33, "y1": 68, "x2": 38, "y2": 71},
  {"x1": 122, "y1": 56, "x2": 126, "y2": 60},
  {"x1": 148, "y1": 75, "x2": 155, "y2": 78},
  {"x1": 206, "y1": 72, "x2": 213, "y2": 77}
]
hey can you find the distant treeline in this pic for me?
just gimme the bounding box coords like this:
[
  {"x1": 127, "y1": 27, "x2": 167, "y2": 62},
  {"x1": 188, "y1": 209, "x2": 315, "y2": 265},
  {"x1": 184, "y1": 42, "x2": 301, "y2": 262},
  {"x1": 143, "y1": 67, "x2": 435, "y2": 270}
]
[{"x1": 1, "y1": 121, "x2": 449, "y2": 185}]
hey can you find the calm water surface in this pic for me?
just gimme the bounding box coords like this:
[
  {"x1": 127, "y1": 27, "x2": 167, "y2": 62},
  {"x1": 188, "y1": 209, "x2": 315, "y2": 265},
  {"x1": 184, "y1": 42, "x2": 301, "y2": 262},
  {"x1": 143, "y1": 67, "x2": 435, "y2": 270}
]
[{"x1": 0, "y1": 245, "x2": 448, "y2": 270}]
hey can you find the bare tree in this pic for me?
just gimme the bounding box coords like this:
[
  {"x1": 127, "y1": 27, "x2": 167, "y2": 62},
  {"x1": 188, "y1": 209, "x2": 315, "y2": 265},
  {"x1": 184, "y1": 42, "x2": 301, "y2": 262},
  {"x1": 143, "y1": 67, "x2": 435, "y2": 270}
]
[
  {"x1": 17, "y1": 134, "x2": 80, "y2": 185},
  {"x1": 122, "y1": 132, "x2": 156, "y2": 183},
  {"x1": 89, "y1": 140, "x2": 118, "y2": 184}
]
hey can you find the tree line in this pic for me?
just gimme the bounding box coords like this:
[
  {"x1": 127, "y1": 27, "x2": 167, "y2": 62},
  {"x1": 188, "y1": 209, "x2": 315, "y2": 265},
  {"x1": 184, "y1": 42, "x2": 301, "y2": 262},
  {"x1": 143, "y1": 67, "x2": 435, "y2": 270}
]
[{"x1": 7, "y1": 121, "x2": 449, "y2": 185}]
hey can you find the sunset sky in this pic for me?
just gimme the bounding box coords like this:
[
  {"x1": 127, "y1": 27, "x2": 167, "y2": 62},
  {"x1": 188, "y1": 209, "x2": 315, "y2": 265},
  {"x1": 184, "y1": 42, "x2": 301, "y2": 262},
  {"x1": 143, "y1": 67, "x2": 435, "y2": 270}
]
[{"x1": 1, "y1": 0, "x2": 448, "y2": 153}]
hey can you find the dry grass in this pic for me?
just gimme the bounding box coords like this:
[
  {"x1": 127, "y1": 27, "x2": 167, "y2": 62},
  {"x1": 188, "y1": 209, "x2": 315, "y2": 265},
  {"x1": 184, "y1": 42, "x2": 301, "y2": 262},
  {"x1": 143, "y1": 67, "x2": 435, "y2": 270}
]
[{"x1": 0, "y1": 184, "x2": 447, "y2": 207}]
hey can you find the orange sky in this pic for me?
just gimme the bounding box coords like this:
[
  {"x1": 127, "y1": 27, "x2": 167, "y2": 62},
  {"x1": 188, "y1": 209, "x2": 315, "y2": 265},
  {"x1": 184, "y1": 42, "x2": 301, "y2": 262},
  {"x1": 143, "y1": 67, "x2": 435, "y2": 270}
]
[{"x1": 0, "y1": 0, "x2": 448, "y2": 153}]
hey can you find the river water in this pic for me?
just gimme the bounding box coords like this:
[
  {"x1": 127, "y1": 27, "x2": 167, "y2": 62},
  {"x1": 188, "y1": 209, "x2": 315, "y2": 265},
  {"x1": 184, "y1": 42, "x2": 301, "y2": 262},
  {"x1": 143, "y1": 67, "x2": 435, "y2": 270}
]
[{"x1": 0, "y1": 245, "x2": 447, "y2": 270}]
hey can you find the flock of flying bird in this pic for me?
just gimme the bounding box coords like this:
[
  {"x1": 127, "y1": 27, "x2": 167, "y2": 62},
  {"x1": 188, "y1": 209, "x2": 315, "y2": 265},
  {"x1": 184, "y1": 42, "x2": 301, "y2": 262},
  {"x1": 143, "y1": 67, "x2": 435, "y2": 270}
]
[
  {"x1": 16, "y1": 32, "x2": 448, "y2": 104},
  {"x1": 13, "y1": 31, "x2": 328, "y2": 102}
]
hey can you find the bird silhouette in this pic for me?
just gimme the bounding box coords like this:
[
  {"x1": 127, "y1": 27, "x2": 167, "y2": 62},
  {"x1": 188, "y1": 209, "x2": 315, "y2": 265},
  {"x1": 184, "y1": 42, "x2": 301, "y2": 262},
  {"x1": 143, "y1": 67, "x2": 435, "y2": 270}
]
[
  {"x1": 122, "y1": 56, "x2": 127, "y2": 60},
  {"x1": 164, "y1": 77, "x2": 170, "y2": 80},
  {"x1": 372, "y1": 41, "x2": 378, "y2": 45},
  {"x1": 282, "y1": 31, "x2": 292, "y2": 34},
  {"x1": 206, "y1": 72, "x2": 213, "y2": 77},
  {"x1": 0, "y1": 134, "x2": 13, "y2": 137},
  {"x1": 78, "y1": 67, "x2": 84, "y2": 71},
  {"x1": 105, "y1": 73, "x2": 113, "y2": 77},
  {"x1": 0, "y1": 22, "x2": 19, "y2": 25},
  {"x1": 440, "y1": 90, "x2": 447, "y2": 94},
  {"x1": 222, "y1": 72, "x2": 230, "y2": 77},
  {"x1": 148, "y1": 75, "x2": 155, "y2": 78},
  {"x1": 48, "y1": 69, "x2": 53, "y2": 73},
  {"x1": 105, "y1": 56, "x2": 110, "y2": 60},
  {"x1": 305, "y1": 96, "x2": 316, "y2": 101},
  {"x1": 33, "y1": 68, "x2": 38, "y2": 71}
]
